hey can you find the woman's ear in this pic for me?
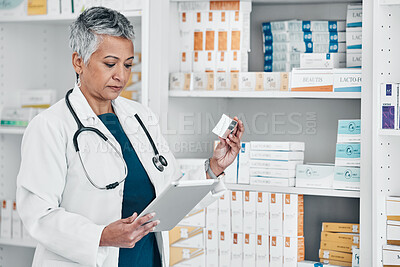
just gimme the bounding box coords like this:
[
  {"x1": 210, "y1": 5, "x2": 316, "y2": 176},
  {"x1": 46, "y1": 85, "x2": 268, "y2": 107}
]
[{"x1": 72, "y1": 52, "x2": 84, "y2": 75}]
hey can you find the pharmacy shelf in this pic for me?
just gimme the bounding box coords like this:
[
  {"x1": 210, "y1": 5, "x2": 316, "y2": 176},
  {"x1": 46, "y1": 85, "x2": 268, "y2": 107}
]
[
  {"x1": 0, "y1": 127, "x2": 26, "y2": 135},
  {"x1": 0, "y1": 10, "x2": 142, "y2": 23},
  {"x1": 169, "y1": 91, "x2": 362, "y2": 99},
  {"x1": 0, "y1": 238, "x2": 36, "y2": 248},
  {"x1": 379, "y1": 129, "x2": 400, "y2": 136},
  {"x1": 226, "y1": 184, "x2": 360, "y2": 198},
  {"x1": 171, "y1": 0, "x2": 361, "y2": 3}
]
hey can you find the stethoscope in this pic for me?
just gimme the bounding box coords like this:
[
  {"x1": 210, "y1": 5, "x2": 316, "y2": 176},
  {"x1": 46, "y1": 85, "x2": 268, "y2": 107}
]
[{"x1": 65, "y1": 88, "x2": 168, "y2": 190}]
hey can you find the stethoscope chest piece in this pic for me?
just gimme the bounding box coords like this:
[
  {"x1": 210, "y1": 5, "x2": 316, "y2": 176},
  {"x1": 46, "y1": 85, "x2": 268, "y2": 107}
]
[{"x1": 153, "y1": 155, "x2": 168, "y2": 172}]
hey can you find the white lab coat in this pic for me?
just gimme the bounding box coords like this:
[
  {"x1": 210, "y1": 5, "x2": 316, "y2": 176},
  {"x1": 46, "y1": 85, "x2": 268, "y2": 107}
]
[{"x1": 16, "y1": 85, "x2": 225, "y2": 267}]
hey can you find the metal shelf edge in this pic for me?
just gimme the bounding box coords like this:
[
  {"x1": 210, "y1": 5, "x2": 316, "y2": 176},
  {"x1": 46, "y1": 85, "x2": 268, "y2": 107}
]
[
  {"x1": 226, "y1": 184, "x2": 360, "y2": 198},
  {"x1": 0, "y1": 238, "x2": 36, "y2": 248}
]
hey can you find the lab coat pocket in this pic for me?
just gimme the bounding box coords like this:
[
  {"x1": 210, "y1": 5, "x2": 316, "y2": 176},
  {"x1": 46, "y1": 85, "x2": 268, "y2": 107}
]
[{"x1": 42, "y1": 260, "x2": 87, "y2": 267}]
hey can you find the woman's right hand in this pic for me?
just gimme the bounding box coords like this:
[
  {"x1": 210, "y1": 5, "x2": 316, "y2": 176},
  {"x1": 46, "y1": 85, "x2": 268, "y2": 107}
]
[{"x1": 99, "y1": 212, "x2": 159, "y2": 248}]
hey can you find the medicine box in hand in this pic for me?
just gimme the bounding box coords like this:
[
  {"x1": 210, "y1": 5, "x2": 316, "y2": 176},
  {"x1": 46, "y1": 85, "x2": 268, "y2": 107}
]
[{"x1": 212, "y1": 114, "x2": 238, "y2": 139}]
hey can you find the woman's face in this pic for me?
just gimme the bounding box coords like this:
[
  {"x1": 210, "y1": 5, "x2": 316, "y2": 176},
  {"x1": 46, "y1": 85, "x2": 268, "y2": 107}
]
[{"x1": 79, "y1": 35, "x2": 134, "y2": 102}]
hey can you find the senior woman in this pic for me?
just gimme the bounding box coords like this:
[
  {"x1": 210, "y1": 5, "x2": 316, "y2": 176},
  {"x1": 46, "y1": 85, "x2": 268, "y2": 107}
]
[{"x1": 16, "y1": 6, "x2": 244, "y2": 267}]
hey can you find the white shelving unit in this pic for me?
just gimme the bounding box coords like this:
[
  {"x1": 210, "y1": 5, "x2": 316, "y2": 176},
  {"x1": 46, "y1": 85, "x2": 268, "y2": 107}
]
[
  {"x1": 169, "y1": 91, "x2": 362, "y2": 99},
  {"x1": 226, "y1": 184, "x2": 360, "y2": 198},
  {"x1": 0, "y1": 238, "x2": 36, "y2": 249},
  {"x1": 0, "y1": 127, "x2": 25, "y2": 135}
]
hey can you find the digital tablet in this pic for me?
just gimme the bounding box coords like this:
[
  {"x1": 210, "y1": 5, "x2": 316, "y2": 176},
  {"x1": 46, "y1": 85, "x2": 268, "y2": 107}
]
[{"x1": 137, "y1": 179, "x2": 219, "y2": 231}]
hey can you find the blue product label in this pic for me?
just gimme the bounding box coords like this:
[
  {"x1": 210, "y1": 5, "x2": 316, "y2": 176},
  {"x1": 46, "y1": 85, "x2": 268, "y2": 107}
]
[
  {"x1": 265, "y1": 54, "x2": 273, "y2": 62},
  {"x1": 329, "y1": 21, "x2": 338, "y2": 31},
  {"x1": 386, "y1": 84, "x2": 392, "y2": 96},
  {"x1": 303, "y1": 32, "x2": 312, "y2": 41},
  {"x1": 265, "y1": 34, "x2": 273, "y2": 43},
  {"x1": 336, "y1": 144, "x2": 361, "y2": 159},
  {"x1": 348, "y1": 44, "x2": 362, "y2": 49},
  {"x1": 264, "y1": 45, "x2": 273, "y2": 53},
  {"x1": 241, "y1": 143, "x2": 246, "y2": 153},
  {"x1": 302, "y1": 21, "x2": 311, "y2": 31},
  {"x1": 334, "y1": 167, "x2": 360, "y2": 182},
  {"x1": 262, "y1": 22, "x2": 272, "y2": 33},
  {"x1": 264, "y1": 65, "x2": 273, "y2": 72},
  {"x1": 347, "y1": 22, "x2": 362, "y2": 27},
  {"x1": 326, "y1": 53, "x2": 331, "y2": 60},
  {"x1": 305, "y1": 42, "x2": 313, "y2": 53},
  {"x1": 338, "y1": 120, "x2": 361, "y2": 135},
  {"x1": 382, "y1": 106, "x2": 395, "y2": 129},
  {"x1": 330, "y1": 32, "x2": 339, "y2": 42},
  {"x1": 334, "y1": 86, "x2": 362, "y2": 92},
  {"x1": 329, "y1": 42, "x2": 339, "y2": 53}
]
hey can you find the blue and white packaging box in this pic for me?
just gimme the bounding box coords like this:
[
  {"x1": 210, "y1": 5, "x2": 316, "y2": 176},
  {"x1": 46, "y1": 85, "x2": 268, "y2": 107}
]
[
  {"x1": 381, "y1": 83, "x2": 399, "y2": 129},
  {"x1": 337, "y1": 119, "x2": 361, "y2": 143},
  {"x1": 335, "y1": 143, "x2": 361, "y2": 167},
  {"x1": 250, "y1": 141, "x2": 305, "y2": 151},
  {"x1": 296, "y1": 164, "x2": 335, "y2": 189},
  {"x1": 250, "y1": 177, "x2": 295, "y2": 187},
  {"x1": 264, "y1": 31, "x2": 345, "y2": 43},
  {"x1": 346, "y1": 50, "x2": 362, "y2": 68},
  {"x1": 265, "y1": 52, "x2": 300, "y2": 63},
  {"x1": 262, "y1": 20, "x2": 345, "y2": 33},
  {"x1": 333, "y1": 69, "x2": 362, "y2": 92},
  {"x1": 264, "y1": 62, "x2": 298, "y2": 72},
  {"x1": 300, "y1": 53, "x2": 340, "y2": 69},
  {"x1": 238, "y1": 142, "x2": 251, "y2": 184},
  {"x1": 250, "y1": 159, "x2": 303, "y2": 170},
  {"x1": 224, "y1": 154, "x2": 238, "y2": 183},
  {"x1": 347, "y1": 4, "x2": 362, "y2": 28},
  {"x1": 333, "y1": 166, "x2": 360, "y2": 190},
  {"x1": 346, "y1": 27, "x2": 362, "y2": 49},
  {"x1": 250, "y1": 168, "x2": 296, "y2": 178},
  {"x1": 264, "y1": 42, "x2": 345, "y2": 53},
  {"x1": 250, "y1": 151, "x2": 304, "y2": 161}
]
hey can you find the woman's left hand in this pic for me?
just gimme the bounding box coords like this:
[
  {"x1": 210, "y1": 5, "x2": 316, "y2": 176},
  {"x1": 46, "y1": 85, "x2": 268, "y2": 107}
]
[{"x1": 209, "y1": 117, "x2": 245, "y2": 176}]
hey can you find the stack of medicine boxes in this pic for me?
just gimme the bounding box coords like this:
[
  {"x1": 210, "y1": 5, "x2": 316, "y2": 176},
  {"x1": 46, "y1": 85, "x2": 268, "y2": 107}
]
[
  {"x1": 1, "y1": 200, "x2": 34, "y2": 242},
  {"x1": 346, "y1": 4, "x2": 363, "y2": 68},
  {"x1": 383, "y1": 197, "x2": 400, "y2": 266},
  {"x1": 178, "y1": 1, "x2": 251, "y2": 73},
  {"x1": 270, "y1": 193, "x2": 305, "y2": 266},
  {"x1": 319, "y1": 222, "x2": 360, "y2": 266},
  {"x1": 169, "y1": 159, "x2": 207, "y2": 267},
  {"x1": 244, "y1": 141, "x2": 305, "y2": 186},
  {"x1": 334, "y1": 120, "x2": 361, "y2": 191},
  {"x1": 262, "y1": 20, "x2": 346, "y2": 72}
]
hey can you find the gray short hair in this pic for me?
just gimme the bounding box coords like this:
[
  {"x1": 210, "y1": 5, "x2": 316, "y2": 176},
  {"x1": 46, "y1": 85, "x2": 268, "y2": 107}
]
[{"x1": 69, "y1": 6, "x2": 135, "y2": 65}]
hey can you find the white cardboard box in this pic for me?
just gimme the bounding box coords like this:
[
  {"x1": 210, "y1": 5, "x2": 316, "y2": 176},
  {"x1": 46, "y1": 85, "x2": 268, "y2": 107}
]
[
  {"x1": 250, "y1": 168, "x2": 296, "y2": 178},
  {"x1": 295, "y1": 164, "x2": 335, "y2": 189},
  {"x1": 335, "y1": 143, "x2": 361, "y2": 167},
  {"x1": 346, "y1": 50, "x2": 362, "y2": 68},
  {"x1": 381, "y1": 83, "x2": 398, "y2": 129},
  {"x1": 256, "y1": 235, "x2": 269, "y2": 267},
  {"x1": 250, "y1": 177, "x2": 295, "y2": 187},
  {"x1": 231, "y1": 233, "x2": 243, "y2": 267},
  {"x1": 206, "y1": 200, "x2": 218, "y2": 229},
  {"x1": 270, "y1": 193, "x2": 283, "y2": 236},
  {"x1": 383, "y1": 245, "x2": 400, "y2": 266},
  {"x1": 387, "y1": 196, "x2": 400, "y2": 222},
  {"x1": 224, "y1": 155, "x2": 238, "y2": 183},
  {"x1": 231, "y1": 191, "x2": 244, "y2": 233},
  {"x1": 250, "y1": 159, "x2": 303, "y2": 170},
  {"x1": 170, "y1": 247, "x2": 205, "y2": 267},
  {"x1": 1, "y1": 200, "x2": 12, "y2": 238},
  {"x1": 243, "y1": 191, "x2": 257, "y2": 233},
  {"x1": 180, "y1": 51, "x2": 192, "y2": 72},
  {"x1": 219, "y1": 231, "x2": 232, "y2": 267},
  {"x1": 12, "y1": 201, "x2": 22, "y2": 239},
  {"x1": 347, "y1": 4, "x2": 362, "y2": 27},
  {"x1": 239, "y1": 72, "x2": 257, "y2": 91},
  {"x1": 228, "y1": 51, "x2": 241, "y2": 72},
  {"x1": 337, "y1": 119, "x2": 361, "y2": 143},
  {"x1": 238, "y1": 142, "x2": 251, "y2": 184},
  {"x1": 215, "y1": 72, "x2": 231, "y2": 90},
  {"x1": 170, "y1": 226, "x2": 205, "y2": 248},
  {"x1": 283, "y1": 194, "x2": 304, "y2": 237},
  {"x1": 290, "y1": 69, "x2": 334, "y2": 92},
  {"x1": 333, "y1": 69, "x2": 362, "y2": 93},
  {"x1": 218, "y1": 193, "x2": 231, "y2": 232},
  {"x1": 193, "y1": 51, "x2": 206, "y2": 72},
  {"x1": 179, "y1": 209, "x2": 206, "y2": 227},
  {"x1": 333, "y1": 166, "x2": 360, "y2": 191},
  {"x1": 250, "y1": 151, "x2": 304, "y2": 161},
  {"x1": 205, "y1": 51, "x2": 217, "y2": 72},
  {"x1": 346, "y1": 27, "x2": 362, "y2": 50},
  {"x1": 256, "y1": 192, "x2": 269, "y2": 235},
  {"x1": 270, "y1": 235, "x2": 284, "y2": 267},
  {"x1": 169, "y1": 73, "x2": 191, "y2": 91},
  {"x1": 283, "y1": 237, "x2": 305, "y2": 267},
  {"x1": 191, "y1": 72, "x2": 214, "y2": 91},
  {"x1": 243, "y1": 233, "x2": 256, "y2": 266},
  {"x1": 216, "y1": 51, "x2": 229, "y2": 72},
  {"x1": 250, "y1": 141, "x2": 305, "y2": 151},
  {"x1": 206, "y1": 229, "x2": 219, "y2": 267},
  {"x1": 300, "y1": 53, "x2": 340, "y2": 69},
  {"x1": 179, "y1": 12, "x2": 194, "y2": 32}
]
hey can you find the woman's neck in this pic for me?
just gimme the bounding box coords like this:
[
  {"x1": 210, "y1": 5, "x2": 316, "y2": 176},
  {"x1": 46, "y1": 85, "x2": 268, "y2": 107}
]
[{"x1": 80, "y1": 87, "x2": 114, "y2": 115}]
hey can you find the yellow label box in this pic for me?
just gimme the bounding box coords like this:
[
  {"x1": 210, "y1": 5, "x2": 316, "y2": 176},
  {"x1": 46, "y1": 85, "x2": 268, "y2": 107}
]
[
  {"x1": 320, "y1": 240, "x2": 357, "y2": 253},
  {"x1": 319, "y1": 249, "x2": 352, "y2": 263},
  {"x1": 321, "y1": 231, "x2": 359, "y2": 246},
  {"x1": 322, "y1": 222, "x2": 359, "y2": 233}
]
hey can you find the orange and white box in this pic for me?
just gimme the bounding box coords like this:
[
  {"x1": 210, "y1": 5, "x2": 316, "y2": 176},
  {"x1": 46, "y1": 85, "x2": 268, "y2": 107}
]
[
  {"x1": 290, "y1": 69, "x2": 334, "y2": 92},
  {"x1": 169, "y1": 73, "x2": 191, "y2": 91},
  {"x1": 230, "y1": 11, "x2": 243, "y2": 31},
  {"x1": 239, "y1": 72, "x2": 256, "y2": 91},
  {"x1": 244, "y1": 233, "x2": 256, "y2": 266},
  {"x1": 256, "y1": 235, "x2": 269, "y2": 267},
  {"x1": 256, "y1": 192, "x2": 269, "y2": 235},
  {"x1": 170, "y1": 247, "x2": 205, "y2": 267},
  {"x1": 1, "y1": 200, "x2": 12, "y2": 238},
  {"x1": 206, "y1": 229, "x2": 219, "y2": 267},
  {"x1": 205, "y1": 28, "x2": 217, "y2": 51},
  {"x1": 219, "y1": 231, "x2": 232, "y2": 267},
  {"x1": 193, "y1": 51, "x2": 206, "y2": 72},
  {"x1": 264, "y1": 72, "x2": 290, "y2": 91},
  {"x1": 191, "y1": 72, "x2": 214, "y2": 91},
  {"x1": 387, "y1": 196, "x2": 400, "y2": 221},
  {"x1": 270, "y1": 193, "x2": 283, "y2": 236},
  {"x1": 320, "y1": 240, "x2": 357, "y2": 253},
  {"x1": 193, "y1": 11, "x2": 208, "y2": 30},
  {"x1": 243, "y1": 191, "x2": 257, "y2": 233},
  {"x1": 206, "y1": 200, "x2": 218, "y2": 229},
  {"x1": 169, "y1": 226, "x2": 205, "y2": 248},
  {"x1": 283, "y1": 194, "x2": 304, "y2": 237},
  {"x1": 217, "y1": 29, "x2": 230, "y2": 51},
  {"x1": 270, "y1": 236, "x2": 284, "y2": 267},
  {"x1": 319, "y1": 249, "x2": 352, "y2": 263},
  {"x1": 193, "y1": 30, "x2": 204, "y2": 51},
  {"x1": 322, "y1": 222, "x2": 359, "y2": 234},
  {"x1": 216, "y1": 51, "x2": 229, "y2": 72},
  {"x1": 205, "y1": 51, "x2": 216, "y2": 72},
  {"x1": 181, "y1": 31, "x2": 194, "y2": 52},
  {"x1": 12, "y1": 201, "x2": 22, "y2": 239},
  {"x1": 231, "y1": 191, "x2": 244, "y2": 233},
  {"x1": 320, "y1": 232, "x2": 359, "y2": 247},
  {"x1": 205, "y1": 11, "x2": 216, "y2": 29},
  {"x1": 215, "y1": 72, "x2": 231, "y2": 90},
  {"x1": 283, "y1": 237, "x2": 305, "y2": 267},
  {"x1": 231, "y1": 233, "x2": 243, "y2": 266},
  {"x1": 179, "y1": 209, "x2": 205, "y2": 228},
  {"x1": 228, "y1": 51, "x2": 241, "y2": 72},
  {"x1": 218, "y1": 192, "x2": 231, "y2": 232},
  {"x1": 214, "y1": 11, "x2": 230, "y2": 30},
  {"x1": 238, "y1": 142, "x2": 250, "y2": 184},
  {"x1": 179, "y1": 12, "x2": 194, "y2": 32},
  {"x1": 180, "y1": 51, "x2": 192, "y2": 72}
]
